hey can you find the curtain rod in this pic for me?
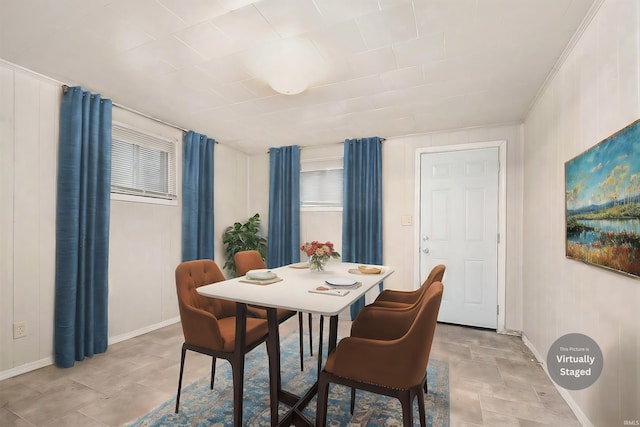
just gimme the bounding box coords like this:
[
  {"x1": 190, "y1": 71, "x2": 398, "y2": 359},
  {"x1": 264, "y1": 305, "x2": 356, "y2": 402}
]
[
  {"x1": 62, "y1": 85, "x2": 218, "y2": 142},
  {"x1": 336, "y1": 137, "x2": 386, "y2": 143},
  {"x1": 267, "y1": 137, "x2": 386, "y2": 153},
  {"x1": 114, "y1": 102, "x2": 191, "y2": 135}
]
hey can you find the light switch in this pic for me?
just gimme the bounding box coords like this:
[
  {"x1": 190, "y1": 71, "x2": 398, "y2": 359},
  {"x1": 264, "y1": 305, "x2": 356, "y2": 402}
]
[{"x1": 401, "y1": 215, "x2": 412, "y2": 226}]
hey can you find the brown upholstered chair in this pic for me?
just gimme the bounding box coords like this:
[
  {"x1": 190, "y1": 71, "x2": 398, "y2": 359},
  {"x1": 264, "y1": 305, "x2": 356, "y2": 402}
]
[
  {"x1": 234, "y1": 250, "x2": 311, "y2": 370},
  {"x1": 315, "y1": 282, "x2": 444, "y2": 427},
  {"x1": 349, "y1": 265, "x2": 444, "y2": 402},
  {"x1": 371, "y1": 264, "x2": 445, "y2": 308},
  {"x1": 175, "y1": 259, "x2": 270, "y2": 427}
]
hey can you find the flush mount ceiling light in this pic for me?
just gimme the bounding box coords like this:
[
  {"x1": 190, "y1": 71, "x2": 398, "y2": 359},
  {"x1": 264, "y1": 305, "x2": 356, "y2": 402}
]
[{"x1": 246, "y1": 38, "x2": 327, "y2": 95}]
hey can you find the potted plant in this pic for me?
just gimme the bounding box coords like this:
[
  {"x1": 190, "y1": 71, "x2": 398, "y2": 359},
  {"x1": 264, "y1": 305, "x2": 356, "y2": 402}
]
[{"x1": 222, "y1": 213, "x2": 267, "y2": 276}]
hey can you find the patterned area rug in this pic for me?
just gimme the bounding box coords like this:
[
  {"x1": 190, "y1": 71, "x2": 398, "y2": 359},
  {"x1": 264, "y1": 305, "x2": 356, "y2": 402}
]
[{"x1": 128, "y1": 333, "x2": 449, "y2": 426}]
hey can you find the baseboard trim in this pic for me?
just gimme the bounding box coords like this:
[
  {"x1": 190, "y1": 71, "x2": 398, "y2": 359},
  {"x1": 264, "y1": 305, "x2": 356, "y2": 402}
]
[
  {"x1": 498, "y1": 328, "x2": 522, "y2": 336},
  {"x1": 0, "y1": 317, "x2": 181, "y2": 381},
  {"x1": 521, "y1": 333, "x2": 592, "y2": 427},
  {"x1": 108, "y1": 316, "x2": 180, "y2": 345},
  {"x1": 0, "y1": 356, "x2": 55, "y2": 381}
]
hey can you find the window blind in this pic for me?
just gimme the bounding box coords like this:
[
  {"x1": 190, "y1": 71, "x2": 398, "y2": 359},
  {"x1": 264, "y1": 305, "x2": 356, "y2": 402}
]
[
  {"x1": 301, "y1": 157, "x2": 343, "y2": 208},
  {"x1": 111, "y1": 122, "x2": 177, "y2": 200}
]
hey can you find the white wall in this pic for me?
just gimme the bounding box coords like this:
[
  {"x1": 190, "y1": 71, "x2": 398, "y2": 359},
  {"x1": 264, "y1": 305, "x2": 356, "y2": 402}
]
[
  {"x1": 214, "y1": 143, "x2": 251, "y2": 276},
  {"x1": 1, "y1": 64, "x2": 59, "y2": 374},
  {"x1": 248, "y1": 126, "x2": 525, "y2": 327},
  {"x1": 247, "y1": 151, "x2": 270, "y2": 238},
  {"x1": 522, "y1": 0, "x2": 640, "y2": 425},
  {"x1": 0, "y1": 61, "x2": 250, "y2": 379},
  {"x1": 108, "y1": 107, "x2": 183, "y2": 338}
]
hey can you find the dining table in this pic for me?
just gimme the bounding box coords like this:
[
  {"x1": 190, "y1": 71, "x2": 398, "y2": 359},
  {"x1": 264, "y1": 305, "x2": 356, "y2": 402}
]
[{"x1": 196, "y1": 260, "x2": 394, "y2": 427}]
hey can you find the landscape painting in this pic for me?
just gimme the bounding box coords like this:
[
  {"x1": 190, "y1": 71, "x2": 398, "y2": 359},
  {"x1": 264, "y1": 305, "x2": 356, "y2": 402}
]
[{"x1": 565, "y1": 119, "x2": 640, "y2": 277}]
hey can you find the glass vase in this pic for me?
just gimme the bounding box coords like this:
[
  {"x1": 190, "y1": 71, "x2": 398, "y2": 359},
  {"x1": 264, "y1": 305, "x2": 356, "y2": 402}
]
[{"x1": 308, "y1": 255, "x2": 327, "y2": 271}]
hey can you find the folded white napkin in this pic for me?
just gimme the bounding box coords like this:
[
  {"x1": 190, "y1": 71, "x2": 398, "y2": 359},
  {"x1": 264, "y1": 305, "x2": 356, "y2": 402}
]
[{"x1": 245, "y1": 269, "x2": 277, "y2": 280}]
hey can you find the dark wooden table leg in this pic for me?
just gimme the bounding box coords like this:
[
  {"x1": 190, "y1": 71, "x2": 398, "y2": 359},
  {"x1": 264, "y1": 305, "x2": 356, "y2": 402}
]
[
  {"x1": 308, "y1": 313, "x2": 313, "y2": 356},
  {"x1": 317, "y1": 315, "x2": 324, "y2": 380},
  {"x1": 298, "y1": 312, "x2": 304, "y2": 371},
  {"x1": 233, "y1": 303, "x2": 248, "y2": 427},
  {"x1": 328, "y1": 315, "x2": 339, "y2": 353},
  {"x1": 266, "y1": 307, "x2": 281, "y2": 427},
  {"x1": 267, "y1": 313, "x2": 339, "y2": 427}
]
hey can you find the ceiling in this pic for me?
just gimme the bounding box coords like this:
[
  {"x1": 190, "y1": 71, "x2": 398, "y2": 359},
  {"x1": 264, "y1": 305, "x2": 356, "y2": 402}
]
[{"x1": 0, "y1": 0, "x2": 597, "y2": 154}]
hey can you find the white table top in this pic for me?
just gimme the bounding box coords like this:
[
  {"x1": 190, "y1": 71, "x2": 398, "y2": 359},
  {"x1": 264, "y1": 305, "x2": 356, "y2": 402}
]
[{"x1": 197, "y1": 261, "x2": 394, "y2": 316}]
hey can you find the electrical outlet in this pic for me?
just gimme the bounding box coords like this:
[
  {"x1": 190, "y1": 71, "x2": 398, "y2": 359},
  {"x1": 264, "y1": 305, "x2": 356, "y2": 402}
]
[{"x1": 13, "y1": 321, "x2": 27, "y2": 339}]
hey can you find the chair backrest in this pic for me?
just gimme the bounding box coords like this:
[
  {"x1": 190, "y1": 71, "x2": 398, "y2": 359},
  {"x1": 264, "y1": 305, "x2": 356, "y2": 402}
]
[
  {"x1": 353, "y1": 270, "x2": 442, "y2": 333},
  {"x1": 175, "y1": 259, "x2": 236, "y2": 349},
  {"x1": 422, "y1": 264, "x2": 446, "y2": 288},
  {"x1": 338, "y1": 281, "x2": 443, "y2": 390},
  {"x1": 382, "y1": 281, "x2": 443, "y2": 388},
  {"x1": 358, "y1": 282, "x2": 443, "y2": 389},
  {"x1": 234, "y1": 250, "x2": 266, "y2": 276},
  {"x1": 376, "y1": 264, "x2": 445, "y2": 314},
  {"x1": 403, "y1": 263, "x2": 445, "y2": 308}
]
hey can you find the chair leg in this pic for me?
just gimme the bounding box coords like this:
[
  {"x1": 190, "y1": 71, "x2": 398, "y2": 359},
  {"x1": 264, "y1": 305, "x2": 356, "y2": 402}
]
[
  {"x1": 417, "y1": 388, "x2": 426, "y2": 427},
  {"x1": 399, "y1": 390, "x2": 413, "y2": 427},
  {"x1": 308, "y1": 312, "x2": 313, "y2": 356},
  {"x1": 315, "y1": 374, "x2": 330, "y2": 427},
  {"x1": 298, "y1": 311, "x2": 304, "y2": 371},
  {"x1": 210, "y1": 357, "x2": 216, "y2": 389},
  {"x1": 175, "y1": 345, "x2": 187, "y2": 413},
  {"x1": 350, "y1": 387, "x2": 356, "y2": 414},
  {"x1": 265, "y1": 339, "x2": 280, "y2": 427},
  {"x1": 231, "y1": 357, "x2": 245, "y2": 427}
]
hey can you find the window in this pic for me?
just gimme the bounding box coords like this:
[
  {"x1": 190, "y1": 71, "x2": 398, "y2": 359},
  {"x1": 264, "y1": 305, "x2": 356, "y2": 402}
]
[
  {"x1": 300, "y1": 157, "x2": 343, "y2": 210},
  {"x1": 111, "y1": 122, "x2": 177, "y2": 201}
]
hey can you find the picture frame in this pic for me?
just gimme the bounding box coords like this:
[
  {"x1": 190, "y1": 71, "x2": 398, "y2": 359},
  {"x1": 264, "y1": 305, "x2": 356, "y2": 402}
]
[{"x1": 565, "y1": 118, "x2": 640, "y2": 278}]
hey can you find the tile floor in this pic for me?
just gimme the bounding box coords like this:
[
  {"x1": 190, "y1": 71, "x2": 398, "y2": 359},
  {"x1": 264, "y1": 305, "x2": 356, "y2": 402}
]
[{"x1": 0, "y1": 316, "x2": 580, "y2": 426}]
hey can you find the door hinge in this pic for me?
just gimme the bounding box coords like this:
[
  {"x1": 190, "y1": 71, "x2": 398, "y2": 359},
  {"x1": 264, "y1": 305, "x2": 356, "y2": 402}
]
[
  {"x1": 497, "y1": 233, "x2": 500, "y2": 244},
  {"x1": 497, "y1": 305, "x2": 500, "y2": 315}
]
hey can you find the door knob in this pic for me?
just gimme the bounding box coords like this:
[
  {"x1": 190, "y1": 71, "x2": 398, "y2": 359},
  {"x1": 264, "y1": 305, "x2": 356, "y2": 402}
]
[{"x1": 422, "y1": 248, "x2": 429, "y2": 254}]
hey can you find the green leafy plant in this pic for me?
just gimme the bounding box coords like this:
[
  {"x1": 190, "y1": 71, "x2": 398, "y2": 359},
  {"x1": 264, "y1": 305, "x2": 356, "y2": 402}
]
[{"x1": 222, "y1": 213, "x2": 267, "y2": 276}]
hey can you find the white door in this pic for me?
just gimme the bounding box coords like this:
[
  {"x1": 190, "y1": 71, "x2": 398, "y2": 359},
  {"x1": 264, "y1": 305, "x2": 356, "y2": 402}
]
[{"x1": 420, "y1": 148, "x2": 499, "y2": 329}]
